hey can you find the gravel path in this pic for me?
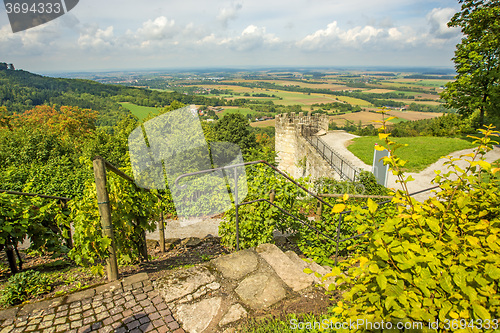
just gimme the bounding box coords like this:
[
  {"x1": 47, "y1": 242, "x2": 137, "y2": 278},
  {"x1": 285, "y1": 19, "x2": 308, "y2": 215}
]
[{"x1": 321, "y1": 131, "x2": 500, "y2": 201}]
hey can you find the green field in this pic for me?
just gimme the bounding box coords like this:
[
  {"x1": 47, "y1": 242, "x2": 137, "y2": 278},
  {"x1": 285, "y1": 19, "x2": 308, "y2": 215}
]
[
  {"x1": 348, "y1": 136, "x2": 475, "y2": 172},
  {"x1": 120, "y1": 102, "x2": 160, "y2": 121},
  {"x1": 221, "y1": 107, "x2": 254, "y2": 115}
]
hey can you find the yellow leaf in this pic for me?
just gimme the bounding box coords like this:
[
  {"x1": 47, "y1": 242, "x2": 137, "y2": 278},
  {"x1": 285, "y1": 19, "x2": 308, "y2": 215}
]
[
  {"x1": 492, "y1": 168, "x2": 500, "y2": 174},
  {"x1": 331, "y1": 204, "x2": 346, "y2": 213},
  {"x1": 374, "y1": 145, "x2": 387, "y2": 151},
  {"x1": 332, "y1": 307, "x2": 343, "y2": 314},
  {"x1": 343, "y1": 193, "x2": 349, "y2": 202},
  {"x1": 379, "y1": 133, "x2": 390, "y2": 140},
  {"x1": 358, "y1": 257, "x2": 369, "y2": 268},
  {"x1": 386, "y1": 117, "x2": 397, "y2": 122},
  {"x1": 471, "y1": 160, "x2": 491, "y2": 170}
]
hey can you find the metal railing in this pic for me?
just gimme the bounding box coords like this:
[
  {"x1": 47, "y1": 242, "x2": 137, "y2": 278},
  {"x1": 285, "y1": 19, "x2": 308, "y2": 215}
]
[
  {"x1": 175, "y1": 160, "x2": 337, "y2": 251},
  {"x1": 176, "y1": 160, "x2": 441, "y2": 264},
  {"x1": 302, "y1": 125, "x2": 361, "y2": 182}
]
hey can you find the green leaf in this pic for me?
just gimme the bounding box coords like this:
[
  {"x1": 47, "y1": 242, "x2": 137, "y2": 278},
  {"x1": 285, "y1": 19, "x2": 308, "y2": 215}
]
[
  {"x1": 472, "y1": 303, "x2": 490, "y2": 320},
  {"x1": 376, "y1": 274, "x2": 387, "y2": 290}
]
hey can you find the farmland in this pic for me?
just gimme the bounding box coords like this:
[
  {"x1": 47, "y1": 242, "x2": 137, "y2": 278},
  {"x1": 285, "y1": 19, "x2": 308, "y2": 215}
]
[{"x1": 110, "y1": 69, "x2": 454, "y2": 128}]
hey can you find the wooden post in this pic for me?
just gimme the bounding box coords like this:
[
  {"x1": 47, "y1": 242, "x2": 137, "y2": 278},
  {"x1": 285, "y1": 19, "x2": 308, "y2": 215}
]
[
  {"x1": 158, "y1": 198, "x2": 165, "y2": 252},
  {"x1": 61, "y1": 200, "x2": 73, "y2": 249},
  {"x1": 316, "y1": 201, "x2": 323, "y2": 221},
  {"x1": 269, "y1": 189, "x2": 276, "y2": 204},
  {"x1": 93, "y1": 157, "x2": 119, "y2": 282}
]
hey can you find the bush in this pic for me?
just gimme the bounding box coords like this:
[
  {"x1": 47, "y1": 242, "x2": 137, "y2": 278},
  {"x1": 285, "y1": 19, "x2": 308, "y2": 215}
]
[
  {"x1": 323, "y1": 125, "x2": 500, "y2": 332},
  {"x1": 1, "y1": 270, "x2": 52, "y2": 306}
]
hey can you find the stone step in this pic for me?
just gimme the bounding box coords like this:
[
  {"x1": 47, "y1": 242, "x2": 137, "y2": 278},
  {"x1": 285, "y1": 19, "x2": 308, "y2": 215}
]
[{"x1": 255, "y1": 243, "x2": 315, "y2": 292}]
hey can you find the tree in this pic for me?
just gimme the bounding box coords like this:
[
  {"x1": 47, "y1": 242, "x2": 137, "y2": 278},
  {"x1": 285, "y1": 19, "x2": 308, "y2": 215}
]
[
  {"x1": 213, "y1": 113, "x2": 257, "y2": 154},
  {"x1": 442, "y1": 0, "x2": 500, "y2": 127}
]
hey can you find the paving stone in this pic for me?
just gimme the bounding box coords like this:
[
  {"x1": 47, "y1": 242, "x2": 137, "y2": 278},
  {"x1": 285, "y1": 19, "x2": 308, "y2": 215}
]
[
  {"x1": 176, "y1": 297, "x2": 221, "y2": 333},
  {"x1": 112, "y1": 313, "x2": 123, "y2": 322},
  {"x1": 96, "y1": 310, "x2": 110, "y2": 321},
  {"x1": 69, "y1": 301, "x2": 82, "y2": 309},
  {"x1": 153, "y1": 265, "x2": 216, "y2": 303},
  {"x1": 70, "y1": 320, "x2": 83, "y2": 329},
  {"x1": 92, "y1": 322, "x2": 102, "y2": 330},
  {"x1": 0, "y1": 325, "x2": 14, "y2": 333},
  {"x1": 54, "y1": 317, "x2": 66, "y2": 325},
  {"x1": 140, "y1": 299, "x2": 152, "y2": 307},
  {"x1": 43, "y1": 327, "x2": 56, "y2": 333},
  {"x1": 159, "y1": 309, "x2": 172, "y2": 317},
  {"x1": 69, "y1": 313, "x2": 82, "y2": 321},
  {"x1": 115, "y1": 327, "x2": 127, "y2": 333},
  {"x1": 126, "y1": 319, "x2": 141, "y2": 330},
  {"x1": 55, "y1": 324, "x2": 70, "y2": 333},
  {"x1": 55, "y1": 310, "x2": 68, "y2": 318},
  {"x1": 39, "y1": 320, "x2": 53, "y2": 329},
  {"x1": 212, "y1": 249, "x2": 259, "y2": 280},
  {"x1": 220, "y1": 303, "x2": 248, "y2": 326},
  {"x1": 83, "y1": 315, "x2": 96, "y2": 325}
]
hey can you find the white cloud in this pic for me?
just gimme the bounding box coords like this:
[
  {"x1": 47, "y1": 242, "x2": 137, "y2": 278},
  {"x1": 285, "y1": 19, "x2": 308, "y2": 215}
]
[
  {"x1": 427, "y1": 7, "x2": 460, "y2": 39},
  {"x1": 136, "y1": 16, "x2": 176, "y2": 41},
  {"x1": 0, "y1": 22, "x2": 62, "y2": 54},
  {"x1": 297, "y1": 21, "x2": 386, "y2": 50},
  {"x1": 217, "y1": 25, "x2": 281, "y2": 51},
  {"x1": 78, "y1": 25, "x2": 114, "y2": 49},
  {"x1": 217, "y1": 3, "x2": 243, "y2": 28}
]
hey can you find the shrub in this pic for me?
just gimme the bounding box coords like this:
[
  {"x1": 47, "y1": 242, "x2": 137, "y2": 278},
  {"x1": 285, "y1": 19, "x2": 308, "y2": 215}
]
[
  {"x1": 1, "y1": 270, "x2": 52, "y2": 306},
  {"x1": 323, "y1": 125, "x2": 500, "y2": 332}
]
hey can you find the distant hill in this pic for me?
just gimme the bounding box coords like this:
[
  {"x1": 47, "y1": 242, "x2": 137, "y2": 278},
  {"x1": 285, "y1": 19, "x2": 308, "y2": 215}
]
[{"x1": 0, "y1": 65, "x2": 226, "y2": 126}]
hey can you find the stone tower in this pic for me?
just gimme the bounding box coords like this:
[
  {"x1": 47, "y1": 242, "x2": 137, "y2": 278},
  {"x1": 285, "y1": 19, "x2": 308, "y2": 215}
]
[{"x1": 275, "y1": 112, "x2": 331, "y2": 179}]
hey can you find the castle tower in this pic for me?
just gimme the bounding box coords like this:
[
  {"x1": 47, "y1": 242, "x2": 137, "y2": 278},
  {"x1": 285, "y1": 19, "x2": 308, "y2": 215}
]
[{"x1": 275, "y1": 112, "x2": 329, "y2": 179}]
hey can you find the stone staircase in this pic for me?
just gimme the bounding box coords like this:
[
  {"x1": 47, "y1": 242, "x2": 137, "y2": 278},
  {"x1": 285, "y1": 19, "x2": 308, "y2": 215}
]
[{"x1": 153, "y1": 243, "x2": 339, "y2": 333}]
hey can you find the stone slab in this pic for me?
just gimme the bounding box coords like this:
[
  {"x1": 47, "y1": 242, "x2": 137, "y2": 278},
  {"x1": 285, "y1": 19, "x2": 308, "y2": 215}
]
[
  {"x1": 154, "y1": 265, "x2": 216, "y2": 303},
  {"x1": 212, "y1": 249, "x2": 259, "y2": 280},
  {"x1": 176, "y1": 297, "x2": 221, "y2": 333},
  {"x1": 219, "y1": 303, "x2": 247, "y2": 327},
  {"x1": 256, "y1": 243, "x2": 314, "y2": 291},
  {"x1": 235, "y1": 272, "x2": 286, "y2": 310}
]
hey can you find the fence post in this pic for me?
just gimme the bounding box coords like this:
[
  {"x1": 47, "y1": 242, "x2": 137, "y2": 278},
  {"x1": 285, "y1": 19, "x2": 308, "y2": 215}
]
[
  {"x1": 316, "y1": 200, "x2": 323, "y2": 221},
  {"x1": 93, "y1": 157, "x2": 119, "y2": 282},
  {"x1": 234, "y1": 168, "x2": 240, "y2": 251},
  {"x1": 158, "y1": 198, "x2": 166, "y2": 252}
]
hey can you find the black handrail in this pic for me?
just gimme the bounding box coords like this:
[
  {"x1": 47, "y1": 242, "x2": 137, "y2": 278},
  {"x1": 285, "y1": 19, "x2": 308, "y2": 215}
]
[{"x1": 302, "y1": 126, "x2": 360, "y2": 182}]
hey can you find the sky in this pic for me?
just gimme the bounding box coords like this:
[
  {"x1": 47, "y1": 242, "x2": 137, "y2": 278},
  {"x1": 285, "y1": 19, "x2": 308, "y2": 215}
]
[{"x1": 0, "y1": 0, "x2": 463, "y2": 73}]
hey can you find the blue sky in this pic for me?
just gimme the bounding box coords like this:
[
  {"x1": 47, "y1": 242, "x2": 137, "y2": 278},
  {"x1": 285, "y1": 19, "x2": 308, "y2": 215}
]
[{"x1": 0, "y1": 0, "x2": 462, "y2": 73}]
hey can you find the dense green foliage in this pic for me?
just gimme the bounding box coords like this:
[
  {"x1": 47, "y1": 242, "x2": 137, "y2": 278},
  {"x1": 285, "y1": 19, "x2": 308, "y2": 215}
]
[
  {"x1": 68, "y1": 170, "x2": 160, "y2": 267},
  {"x1": 0, "y1": 193, "x2": 69, "y2": 272},
  {"x1": 219, "y1": 166, "x2": 390, "y2": 265},
  {"x1": 442, "y1": 0, "x2": 500, "y2": 127},
  {"x1": 320, "y1": 125, "x2": 500, "y2": 332},
  {"x1": 0, "y1": 68, "x2": 229, "y2": 126},
  {"x1": 1, "y1": 270, "x2": 52, "y2": 306}
]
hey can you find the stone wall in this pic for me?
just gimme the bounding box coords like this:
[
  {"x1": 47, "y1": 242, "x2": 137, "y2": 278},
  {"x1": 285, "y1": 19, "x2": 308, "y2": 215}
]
[{"x1": 275, "y1": 113, "x2": 337, "y2": 179}]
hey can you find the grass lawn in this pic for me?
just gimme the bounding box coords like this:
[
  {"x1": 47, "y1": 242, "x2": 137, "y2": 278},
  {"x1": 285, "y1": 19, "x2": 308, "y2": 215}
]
[
  {"x1": 347, "y1": 136, "x2": 475, "y2": 172},
  {"x1": 120, "y1": 102, "x2": 160, "y2": 121}
]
